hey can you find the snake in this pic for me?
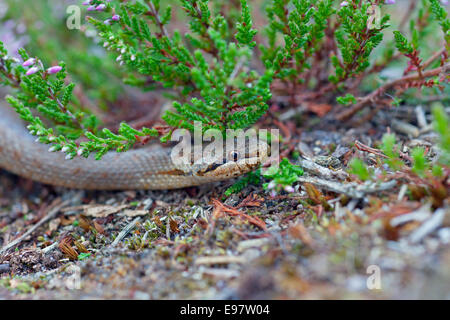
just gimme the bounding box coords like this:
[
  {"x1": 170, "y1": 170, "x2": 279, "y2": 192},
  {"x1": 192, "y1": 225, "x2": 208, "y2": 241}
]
[{"x1": 0, "y1": 104, "x2": 267, "y2": 190}]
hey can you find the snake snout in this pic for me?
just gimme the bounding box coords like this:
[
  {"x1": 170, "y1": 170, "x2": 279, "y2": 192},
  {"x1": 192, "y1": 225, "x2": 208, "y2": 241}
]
[{"x1": 196, "y1": 139, "x2": 269, "y2": 179}]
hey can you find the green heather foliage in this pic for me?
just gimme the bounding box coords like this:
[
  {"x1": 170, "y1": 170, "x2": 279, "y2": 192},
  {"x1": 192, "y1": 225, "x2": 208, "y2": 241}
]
[
  {"x1": 330, "y1": 1, "x2": 389, "y2": 84},
  {"x1": 349, "y1": 158, "x2": 372, "y2": 181},
  {"x1": 393, "y1": 31, "x2": 414, "y2": 55},
  {"x1": 429, "y1": 0, "x2": 450, "y2": 50},
  {"x1": 432, "y1": 105, "x2": 450, "y2": 166},
  {"x1": 262, "y1": 0, "x2": 334, "y2": 82},
  {"x1": 1, "y1": 43, "x2": 158, "y2": 160},
  {"x1": 88, "y1": 0, "x2": 272, "y2": 136},
  {"x1": 263, "y1": 158, "x2": 304, "y2": 192},
  {"x1": 0, "y1": 0, "x2": 448, "y2": 163},
  {"x1": 225, "y1": 168, "x2": 262, "y2": 197},
  {"x1": 381, "y1": 133, "x2": 403, "y2": 171},
  {"x1": 411, "y1": 147, "x2": 429, "y2": 178}
]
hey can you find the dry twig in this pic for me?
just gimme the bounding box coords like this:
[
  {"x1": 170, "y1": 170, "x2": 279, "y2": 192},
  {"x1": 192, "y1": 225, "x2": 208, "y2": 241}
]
[
  {"x1": 111, "y1": 217, "x2": 142, "y2": 247},
  {"x1": 337, "y1": 63, "x2": 450, "y2": 121},
  {"x1": 297, "y1": 176, "x2": 397, "y2": 199}
]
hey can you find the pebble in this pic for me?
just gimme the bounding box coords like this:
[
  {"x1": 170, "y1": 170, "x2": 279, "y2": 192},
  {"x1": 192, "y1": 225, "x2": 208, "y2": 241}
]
[
  {"x1": 0, "y1": 263, "x2": 10, "y2": 273},
  {"x1": 143, "y1": 198, "x2": 153, "y2": 211},
  {"x1": 438, "y1": 228, "x2": 450, "y2": 244}
]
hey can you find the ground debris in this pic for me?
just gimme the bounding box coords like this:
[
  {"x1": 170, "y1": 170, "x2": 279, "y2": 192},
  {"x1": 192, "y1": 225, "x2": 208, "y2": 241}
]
[
  {"x1": 195, "y1": 255, "x2": 246, "y2": 265},
  {"x1": 297, "y1": 176, "x2": 397, "y2": 199},
  {"x1": 1, "y1": 105, "x2": 449, "y2": 299}
]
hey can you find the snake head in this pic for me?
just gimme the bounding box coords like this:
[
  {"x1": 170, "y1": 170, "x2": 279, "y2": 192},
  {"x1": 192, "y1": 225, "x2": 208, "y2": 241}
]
[{"x1": 193, "y1": 139, "x2": 269, "y2": 179}]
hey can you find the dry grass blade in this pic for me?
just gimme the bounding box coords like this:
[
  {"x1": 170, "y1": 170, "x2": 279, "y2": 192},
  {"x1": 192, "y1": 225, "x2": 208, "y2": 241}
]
[
  {"x1": 211, "y1": 199, "x2": 267, "y2": 231},
  {"x1": 235, "y1": 193, "x2": 264, "y2": 209}
]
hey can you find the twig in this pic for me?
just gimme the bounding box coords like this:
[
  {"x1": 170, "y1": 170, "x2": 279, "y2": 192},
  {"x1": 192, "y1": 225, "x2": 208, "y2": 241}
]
[
  {"x1": 228, "y1": 56, "x2": 246, "y2": 83},
  {"x1": 201, "y1": 268, "x2": 240, "y2": 279},
  {"x1": 146, "y1": 0, "x2": 169, "y2": 38},
  {"x1": 0, "y1": 59, "x2": 20, "y2": 87},
  {"x1": 337, "y1": 63, "x2": 450, "y2": 121},
  {"x1": 48, "y1": 87, "x2": 86, "y2": 131},
  {"x1": 166, "y1": 215, "x2": 171, "y2": 240},
  {"x1": 297, "y1": 176, "x2": 397, "y2": 199},
  {"x1": 391, "y1": 119, "x2": 420, "y2": 137},
  {"x1": 0, "y1": 199, "x2": 69, "y2": 255},
  {"x1": 300, "y1": 158, "x2": 349, "y2": 180},
  {"x1": 409, "y1": 208, "x2": 446, "y2": 243},
  {"x1": 355, "y1": 140, "x2": 388, "y2": 158},
  {"x1": 390, "y1": 202, "x2": 432, "y2": 227},
  {"x1": 111, "y1": 217, "x2": 141, "y2": 247},
  {"x1": 42, "y1": 242, "x2": 59, "y2": 254},
  {"x1": 415, "y1": 105, "x2": 427, "y2": 128},
  {"x1": 211, "y1": 199, "x2": 267, "y2": 231},
  {"x1": 195, "y1": 255, "x2": 246, "y2": 265},
  {"x1": 422, "y1": 48, "x2": 446, "y2": 70}
]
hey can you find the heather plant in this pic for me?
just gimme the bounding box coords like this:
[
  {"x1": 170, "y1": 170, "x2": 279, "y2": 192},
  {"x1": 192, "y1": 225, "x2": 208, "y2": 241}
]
[
  {"x1": 1, "y1": 0, "x2": 126, "y2": 105},
  {"x1": 347, "y1": 105, "x2": 449, "y2": 207},
  {"x1": 0, "y1": 0, "x2": 448, "y2": 169},
  {"x1": 263, "y1": 158, "x2": 304, "y2": 195}
]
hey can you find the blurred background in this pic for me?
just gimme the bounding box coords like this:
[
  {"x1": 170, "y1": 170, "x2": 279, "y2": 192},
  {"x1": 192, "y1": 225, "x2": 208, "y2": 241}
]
[{"x1": 1, "y1": 0, "x2": 448, "y2": 110}]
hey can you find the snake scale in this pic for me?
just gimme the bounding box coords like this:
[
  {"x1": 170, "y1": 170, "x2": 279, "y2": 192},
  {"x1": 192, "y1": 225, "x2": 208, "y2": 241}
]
[{"x1": 0, "y1": 104, "x2": 266, "y2": 190}]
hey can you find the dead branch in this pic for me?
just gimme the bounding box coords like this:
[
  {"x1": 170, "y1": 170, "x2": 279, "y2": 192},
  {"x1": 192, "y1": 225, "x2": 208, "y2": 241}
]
[
  {"x1": 297, "y1": 176, "x2": 397, "y2": 199},
  {"x1": 337, "y1": 63, "x2": 450, "y2": 121},
  {"x1": 111, "y1": 217, "x2": 142, "y2": 247}
]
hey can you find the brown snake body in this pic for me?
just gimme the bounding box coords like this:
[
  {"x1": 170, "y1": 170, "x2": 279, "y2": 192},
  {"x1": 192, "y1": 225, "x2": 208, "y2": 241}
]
[{"x1": 0, "y1": 105, "x2": 265, "y2": 190}]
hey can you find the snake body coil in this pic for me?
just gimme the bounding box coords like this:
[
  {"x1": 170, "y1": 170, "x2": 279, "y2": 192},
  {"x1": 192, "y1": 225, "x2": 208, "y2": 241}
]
[{"x1": 0, "y1": 106, "x2": 265, "y2": 190}]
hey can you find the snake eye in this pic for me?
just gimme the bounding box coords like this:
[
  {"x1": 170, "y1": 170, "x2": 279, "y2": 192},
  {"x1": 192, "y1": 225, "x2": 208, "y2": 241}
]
[{"x1": 229, "y1": 151, "x2": 240, "y2": 162}]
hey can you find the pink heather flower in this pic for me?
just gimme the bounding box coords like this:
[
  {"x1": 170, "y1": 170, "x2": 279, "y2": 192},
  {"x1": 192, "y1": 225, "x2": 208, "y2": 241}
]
[
  {"x1": 267, "y1": 181, "x2": 276, "y2": 190},
  {"x1": 385, "y1": 0, "x2": 395, "y2": 4},
  {"x1": 87, "y1": 5, "x2": 96, "y2": 11},
  {"x1": 112, "y1": 14, "x2": 120, "y2": 21},
  {"x1": 26, "y1": 67, "x2": 39, "y2": 75},
  {"x1": 82, "y1": 0, "x2": 92, "y2": 5},
  {"x1": 47, "y1": 66, "x2": 62, "y2": 74},
  {"x1": 22, "y1": 58, "x2": 36, "y2": 67},
  {"x1": 441, "y1": 0, "x2": 448, "y2": 4},
  {"x1": 340, "y1": 1, "x2": 349, "y2": 6},
  {"x1": 77, "y1": 148, "x2": 85, "y2": 157},
  {"x1": 284, "y1": 185, "x2": 295, "y2": 193},
  {"x1": 96, "y1": 4, "x2": 106, "y2": 11}
]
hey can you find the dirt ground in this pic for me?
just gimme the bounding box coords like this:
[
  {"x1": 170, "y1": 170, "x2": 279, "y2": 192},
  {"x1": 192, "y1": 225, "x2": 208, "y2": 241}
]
[{"x1": 0, "y1": 105, "x2": 449, "y2": 300}]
